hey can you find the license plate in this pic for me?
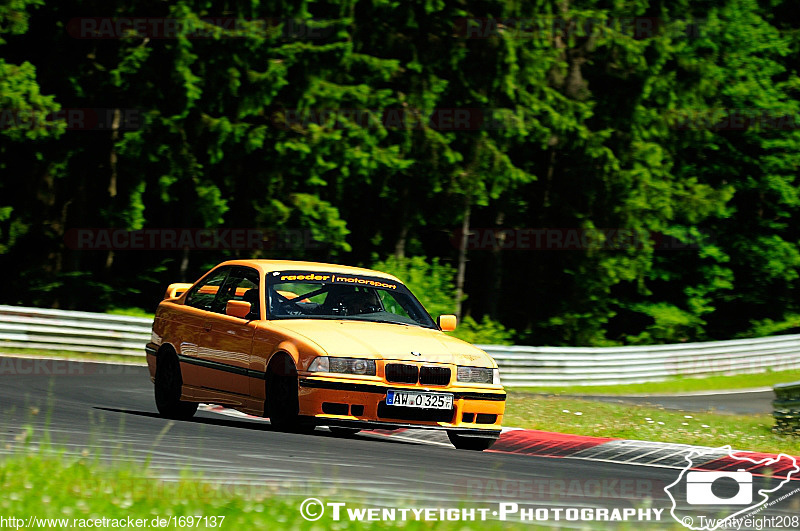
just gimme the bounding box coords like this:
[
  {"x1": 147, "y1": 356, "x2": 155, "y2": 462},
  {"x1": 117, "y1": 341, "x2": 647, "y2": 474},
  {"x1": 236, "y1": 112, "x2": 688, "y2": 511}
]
[{"x1": 385, "y1": 390, "x2": 453, "y2": 409}]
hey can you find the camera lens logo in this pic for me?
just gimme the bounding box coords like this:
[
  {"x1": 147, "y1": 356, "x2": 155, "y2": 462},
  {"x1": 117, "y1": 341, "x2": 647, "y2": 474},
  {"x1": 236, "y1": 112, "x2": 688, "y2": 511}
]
[{"x1": 685, "y1": 469, "x2": 752, "y2": 505}]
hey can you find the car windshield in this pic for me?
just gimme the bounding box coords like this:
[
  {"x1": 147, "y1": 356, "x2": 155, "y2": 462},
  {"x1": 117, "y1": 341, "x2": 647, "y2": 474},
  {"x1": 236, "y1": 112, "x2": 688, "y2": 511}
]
[{"x1": 265, "y1": 270, "x2": 437, "y2": 329}]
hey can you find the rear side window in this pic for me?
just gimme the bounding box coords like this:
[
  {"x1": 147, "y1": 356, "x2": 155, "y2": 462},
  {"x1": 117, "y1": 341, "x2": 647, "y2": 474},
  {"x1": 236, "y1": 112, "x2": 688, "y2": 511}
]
[{"x1": 185, "y1": 267, "x2": 231, "y2": 312}]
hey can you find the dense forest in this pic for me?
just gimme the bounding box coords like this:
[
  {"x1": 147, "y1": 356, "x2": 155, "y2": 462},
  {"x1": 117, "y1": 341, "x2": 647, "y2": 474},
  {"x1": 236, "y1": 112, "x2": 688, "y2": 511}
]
[{"x1": 2, "y1": 0, "x2": 800, "y2": 346}]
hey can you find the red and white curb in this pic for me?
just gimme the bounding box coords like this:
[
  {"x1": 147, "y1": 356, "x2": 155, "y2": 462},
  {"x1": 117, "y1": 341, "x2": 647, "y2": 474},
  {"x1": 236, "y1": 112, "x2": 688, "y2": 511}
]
[
  {"x1": 489, "y1": 430, "x2": 799, "y2": 480},
  {"x1": 198, "y1": 404, "x2": 799, "y2": 480}
]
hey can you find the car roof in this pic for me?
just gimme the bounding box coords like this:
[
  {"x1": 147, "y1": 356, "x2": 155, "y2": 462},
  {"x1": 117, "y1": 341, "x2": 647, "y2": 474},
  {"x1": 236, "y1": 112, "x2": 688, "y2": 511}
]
[{"x1": 216, "y1": 259, "x2": 402, "y2": 282}]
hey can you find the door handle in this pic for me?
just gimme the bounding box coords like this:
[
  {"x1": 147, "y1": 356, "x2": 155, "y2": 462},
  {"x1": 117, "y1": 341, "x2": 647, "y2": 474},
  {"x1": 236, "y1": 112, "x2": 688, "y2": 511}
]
[{"x1": 203, "y1": 322, "x2": 212, "y2": 332}]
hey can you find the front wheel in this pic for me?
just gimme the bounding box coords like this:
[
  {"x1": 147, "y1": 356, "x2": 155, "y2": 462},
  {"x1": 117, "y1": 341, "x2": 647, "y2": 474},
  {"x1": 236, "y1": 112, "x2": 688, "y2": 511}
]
[
  {"x1": 266, "y1": 355, "x2": 314, "y2": 433},
  {"x1": 154, "y1": 352, "x2": 197, "y2": 420},
  {"x1": 447, "y1": 431, "x2": 496, "y2": 451}
]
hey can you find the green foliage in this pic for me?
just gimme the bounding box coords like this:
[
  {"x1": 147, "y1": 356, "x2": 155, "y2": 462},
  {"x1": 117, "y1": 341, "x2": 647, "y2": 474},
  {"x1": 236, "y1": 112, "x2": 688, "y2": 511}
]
[
  {"x1": 623, "y1": 303, "x2": 706, "y2": 345},
  {"x1": 741, "y1": 314, "x2": 800, "y2": 338},
  {"x1": 451, "y1": 316, "x2": 516, "y2": 346},
  {"x1": 372, "y1": 255, "x2": 514, "y2": 344},
  {"x1": 2, "y1": 0, "x2": 800, "y2": 349},
  {"x1": 106, "y1": 307, "x2": 155, "y2": 319},
  {"x1": 371, "y1": 255, "x2": 459, "y2": 319}
]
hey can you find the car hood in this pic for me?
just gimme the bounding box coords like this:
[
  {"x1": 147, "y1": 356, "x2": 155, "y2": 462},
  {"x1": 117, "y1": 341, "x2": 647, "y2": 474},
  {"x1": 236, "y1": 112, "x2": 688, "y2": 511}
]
[{"x1": 270, "y1": 319, "x2": 495, "y2": 367}]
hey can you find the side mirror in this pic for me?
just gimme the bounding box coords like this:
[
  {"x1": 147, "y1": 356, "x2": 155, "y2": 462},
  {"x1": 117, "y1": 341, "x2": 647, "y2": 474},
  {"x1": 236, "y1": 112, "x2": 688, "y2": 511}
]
[
  {"x1": 438, "y1": 314, "x2": 457, "y2": 332},
  {"x1": 164, "y1": 282, "x2": 193, "y2": 300},
  {"x1": 226, "y1": 300, "x2": 252, "y2": 319}
]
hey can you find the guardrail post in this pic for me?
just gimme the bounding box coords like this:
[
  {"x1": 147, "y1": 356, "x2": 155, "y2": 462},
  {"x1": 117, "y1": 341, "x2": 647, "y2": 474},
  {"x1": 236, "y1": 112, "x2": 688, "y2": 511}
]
[{"x1": 773, "y1": 381, "x2": 800, "y2": 434}]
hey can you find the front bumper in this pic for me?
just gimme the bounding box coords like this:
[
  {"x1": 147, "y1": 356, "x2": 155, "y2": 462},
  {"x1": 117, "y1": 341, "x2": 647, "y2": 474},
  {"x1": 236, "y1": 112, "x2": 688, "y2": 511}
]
[{"x1": 297, "y1": 376, "x2": 505, "y2": 436}]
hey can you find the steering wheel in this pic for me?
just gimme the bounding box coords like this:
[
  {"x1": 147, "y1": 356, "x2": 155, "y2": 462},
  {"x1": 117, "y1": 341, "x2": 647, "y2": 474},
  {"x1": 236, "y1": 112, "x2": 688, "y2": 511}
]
[{"x1": 274, "y1": 292, "x2": 308, "y2": 316}]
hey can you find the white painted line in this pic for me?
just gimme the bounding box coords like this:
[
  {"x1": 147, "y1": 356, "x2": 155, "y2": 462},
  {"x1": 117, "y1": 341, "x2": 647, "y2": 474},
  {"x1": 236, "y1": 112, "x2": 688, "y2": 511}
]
[
  {"x1": 197, "y1": 404, "x2": 269, "y2": 422},
  {"x1": 364, "y1": 432, "x2": 453, "y2": 448}
]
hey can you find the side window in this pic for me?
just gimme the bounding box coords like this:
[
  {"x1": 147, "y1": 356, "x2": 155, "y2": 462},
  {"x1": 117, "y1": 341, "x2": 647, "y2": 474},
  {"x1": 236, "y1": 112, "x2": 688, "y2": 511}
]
[
  {"x1": 185, "y1": 268, "x2": 231, "y2": 312},
  {"x1": 218, "y1": 267, "x2": 261, "y2": 318}
]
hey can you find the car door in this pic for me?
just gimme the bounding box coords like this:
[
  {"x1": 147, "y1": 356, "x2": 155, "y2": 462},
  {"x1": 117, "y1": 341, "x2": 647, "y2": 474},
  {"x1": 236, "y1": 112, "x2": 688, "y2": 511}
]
[
  {"x1": 198, "y1": 266, "x2": 260, "y2": 397},
  {"x1": 180, "y1": 266, "x2": 232, "y2": 389}
]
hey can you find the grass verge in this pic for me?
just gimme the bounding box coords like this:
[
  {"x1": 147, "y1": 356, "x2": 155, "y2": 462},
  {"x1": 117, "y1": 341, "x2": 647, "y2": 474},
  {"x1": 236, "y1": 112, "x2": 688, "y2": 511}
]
[
  {"x1": 0, "y1": 347, "x2": 145, "y2": 364},
  {"x1": 503, "y1": 394, "x2": 800, "y2": 455},
  {"x1": 0, "y1": 450, "x2": 677, "y2": 530}
]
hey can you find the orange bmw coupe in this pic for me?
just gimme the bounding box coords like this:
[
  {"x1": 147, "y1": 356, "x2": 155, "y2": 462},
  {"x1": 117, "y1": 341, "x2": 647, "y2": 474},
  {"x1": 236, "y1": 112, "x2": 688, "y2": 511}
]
[{"x1": 145, "y1": 260, "x2": 506, "y2": 450}]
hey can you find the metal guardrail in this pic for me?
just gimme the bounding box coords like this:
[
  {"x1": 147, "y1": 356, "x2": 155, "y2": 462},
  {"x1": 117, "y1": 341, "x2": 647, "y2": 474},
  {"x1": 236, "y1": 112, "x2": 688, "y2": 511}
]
[
  {"x1": 479, "y1": 337, "x2": 800, "y2": 386},
  {"x1": 0, "y1": 305, "x2": 152, "y2": 357},
  {"x1": 1, "y1": 305, "x2": 799, "y2": 386},
  {"x1": 773, "y1": 381, "x2": 800, "y2": 434}
]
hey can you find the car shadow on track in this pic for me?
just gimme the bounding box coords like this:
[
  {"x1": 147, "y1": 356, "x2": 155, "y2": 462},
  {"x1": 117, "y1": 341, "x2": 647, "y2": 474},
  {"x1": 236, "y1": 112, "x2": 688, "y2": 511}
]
[
  {"x1": 92, "y1": 406, "x2": 420, "y2": 446},
  {"x1": 94, "y1": 406, "x2": 274, "y2": 431}
]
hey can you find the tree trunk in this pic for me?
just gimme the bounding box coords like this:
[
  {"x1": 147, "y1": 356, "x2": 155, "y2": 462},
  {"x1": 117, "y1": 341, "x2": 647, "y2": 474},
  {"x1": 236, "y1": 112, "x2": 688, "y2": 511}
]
[
  {"x1": 179, "y1": 247, "x2": 190, "y2": 282},
  {"x1": 487, "y1": 209, "x2": 505, "y2": 319},
  {"x1": 105, "y1": 108, "x2": 121, "y2": 272},
  {"x1": 455, "y1": 197, "x2": 471, "y2": 320},
  {"x1": 394, "y1": 225, "x2": 408, "y2": 259}
]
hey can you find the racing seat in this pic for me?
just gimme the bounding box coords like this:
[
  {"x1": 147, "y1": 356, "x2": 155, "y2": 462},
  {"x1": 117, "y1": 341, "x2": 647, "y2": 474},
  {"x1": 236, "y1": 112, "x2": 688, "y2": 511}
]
[{"x1": 242, "y1": 288, "x2": 260, "y2": 320}]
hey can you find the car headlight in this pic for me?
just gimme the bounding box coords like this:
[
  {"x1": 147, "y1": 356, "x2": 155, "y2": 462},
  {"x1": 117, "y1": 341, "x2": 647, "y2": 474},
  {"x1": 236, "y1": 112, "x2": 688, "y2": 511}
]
[
  {"x1": 308, "y1": 356, "x2": 376, "y2": 376},
  {"x1": 457, "y1": 366, "x2": 501, "y2": 385}
]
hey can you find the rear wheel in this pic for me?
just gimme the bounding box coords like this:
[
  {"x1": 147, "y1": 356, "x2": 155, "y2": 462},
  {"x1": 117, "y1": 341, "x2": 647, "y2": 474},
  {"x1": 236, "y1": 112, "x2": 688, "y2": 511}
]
[
  {"x1": 447, "y1": 431, "x2": 496, "y2": 451},
  {"x1": 266, "y1": 354, "x2": 314, "y2": 433},
  {"x1": 154, "y1": 351, "x2": 197, "y2": 420}
]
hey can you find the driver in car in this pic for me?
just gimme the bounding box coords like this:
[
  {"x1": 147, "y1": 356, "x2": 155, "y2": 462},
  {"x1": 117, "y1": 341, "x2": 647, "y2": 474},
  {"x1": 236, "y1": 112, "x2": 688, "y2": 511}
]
[{"x1": 337, "y1": 288, "x2": 381, "y2": 315}]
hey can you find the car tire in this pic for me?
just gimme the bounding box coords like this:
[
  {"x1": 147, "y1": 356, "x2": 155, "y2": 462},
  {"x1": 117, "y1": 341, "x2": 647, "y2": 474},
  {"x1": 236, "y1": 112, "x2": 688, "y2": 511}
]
[
  {"x1": 266, "y1": 354, "x2": 314, "y2": 433},
  {"x1": 329, "y1": 427, "x2": 361, "y2": 437},
  {"x1": 447, "y1": 431, "x2": 496, "y2": 451},
  {"x1": 154, "y1": 351, "x2": 198, "y2": 420}
]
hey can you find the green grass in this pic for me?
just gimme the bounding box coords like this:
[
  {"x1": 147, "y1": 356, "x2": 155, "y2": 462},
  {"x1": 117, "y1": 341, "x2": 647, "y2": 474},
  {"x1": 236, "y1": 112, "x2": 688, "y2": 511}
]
[
  {"x1": 504, "y1": 394, "x2": 800, "y2": 455},
  {"x1": 0, "y1": 449, "x2": 679, "y2": 530},
  {"x1": 0, "y1": 346, "x2": 145, "y2": 364},
  {"x1": 511, "y1": 368, "x2": 800, "y2": 395},
  {"x1": 107, "y1": 307, "x2": 156, "y2": 319}
]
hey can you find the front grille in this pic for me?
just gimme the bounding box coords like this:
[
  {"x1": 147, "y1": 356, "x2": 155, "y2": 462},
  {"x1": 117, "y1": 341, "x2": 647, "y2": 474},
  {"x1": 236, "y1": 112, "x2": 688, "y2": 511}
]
[
  {"x1": 377, "y1": 403, "x2": 455, "y2": 423},
  {"x1": 419, "y1": 366, "x2": 450, "y2": 385},
  {"x1": 385, "y1": 363, "x2": 419, "y2": 383}
]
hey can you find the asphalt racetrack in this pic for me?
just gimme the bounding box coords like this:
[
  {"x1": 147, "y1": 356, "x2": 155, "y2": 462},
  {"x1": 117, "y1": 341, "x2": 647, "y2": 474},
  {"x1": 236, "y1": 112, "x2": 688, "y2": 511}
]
[{"x1": 1, "y1": 356, "x2": 798, "y2": 528}]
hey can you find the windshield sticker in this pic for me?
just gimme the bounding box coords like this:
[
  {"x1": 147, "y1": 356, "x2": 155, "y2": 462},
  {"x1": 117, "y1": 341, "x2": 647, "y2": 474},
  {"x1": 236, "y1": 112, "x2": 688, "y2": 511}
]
[
  {"x1": 279, "y1": 274, "x2": 330, "y2": 282},
  {"x1": 276, "y1": 272, "x2": 397, "y2": 290},
  {"x1": 332, "y1": 275, "x2": 397, "y2": 289}
]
